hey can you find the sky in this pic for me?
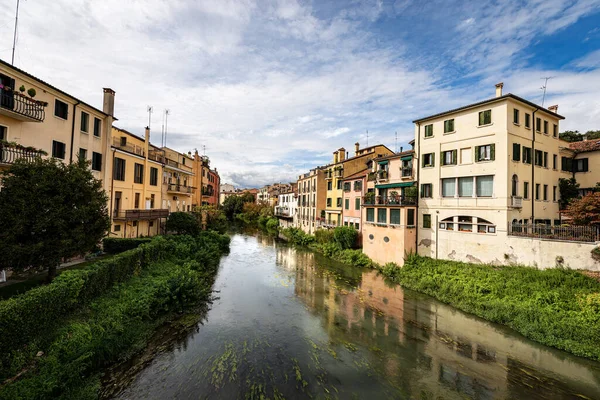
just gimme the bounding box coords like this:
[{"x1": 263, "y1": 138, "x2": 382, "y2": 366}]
[{"x1": 1, "y1": 0, "x2": 600, "y2": 188}]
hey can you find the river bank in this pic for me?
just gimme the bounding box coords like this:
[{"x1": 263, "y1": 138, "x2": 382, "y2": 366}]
[
  {"x1": 280, "y1": 227, "x2": 600, "y2": 362},
  {"x1": 0, "y1": 232, "x2": 230, "y2": 399}
]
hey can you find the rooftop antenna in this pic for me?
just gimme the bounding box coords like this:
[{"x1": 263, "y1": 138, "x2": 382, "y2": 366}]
[
  {"x1": 202, "y1": 144, "x2": 206, "y2": 156},
  {"x1": 366, "y1": 130, "x2": 369, "y2": 147},
  {"x1": 164, "y1": 109, "x2": 170, "y2": 147},
  {"x1": 540, "y1": 77, "x2": 553, "y2": 106},
  {"x1": 147, "y1": 106, "x2": 153, "y2": 130},
  {"x1": 394, "y1": 131, "x2": 398, "y2": 153},
  {"x1": 11, "y1": 0, "x2": 20, "y2": 65}
]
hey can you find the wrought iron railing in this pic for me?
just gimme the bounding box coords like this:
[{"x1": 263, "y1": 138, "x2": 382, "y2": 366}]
[
  {"x1": 113, "y1": 209, "x2": 170, "y2": 220},
  {"x1": 362, "y1": 195, "x2": 417, "y2": 206},
  {"x1": 377, "y1": 170, "x2": 388, "y2": 181},
  {"x1": 508, "y1": 223, "x2": 600, "y2": 243},
  {"x1": 167, "y1": 183, "x2": 192, "y2": 193},
  {"x1": 0, "y1": 143, "x2": 44, "y2": 165},
  {"x1": 401, "y1": 167, "x2": 413, "y2": 177},
  {"x1": 112, "y1": 138, "x2": 145, "y2": 157},
  {"x1": 0, "y1": 92, "x2": 46, "y2": 122}
]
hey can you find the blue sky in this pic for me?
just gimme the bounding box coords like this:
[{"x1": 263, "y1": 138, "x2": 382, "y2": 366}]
[{"x1": 1, "y1": 0, "x2": 599, "y2": 187}]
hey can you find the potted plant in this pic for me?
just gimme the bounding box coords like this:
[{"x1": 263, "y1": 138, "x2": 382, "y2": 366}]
[
  {"x1": 390, "y1": 191, "x2": 400, "y2": 204},
  {"x1": 27, "y1": 88, "x2": 36, "y2": 98},
  {"x1": 19, "y1": 85, "x2": 26, "y2": 93},
  {"x1": 364, "y1": 191, "x2": 375, "y2": 205}
]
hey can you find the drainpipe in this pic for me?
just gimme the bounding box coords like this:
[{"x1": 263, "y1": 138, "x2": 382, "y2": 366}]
[
  {"x1": 69, "y1": 101, "x2": 81, "y2": 163},
  {"x1": 531, "y1": 108, "x2": 539, "y2": 223},
  {"x1": 415, "y1": 123, "x2": 421, "y2": 255},
  {"x1": 109, "y1": 148, "x2": 115, "y2": 231}
]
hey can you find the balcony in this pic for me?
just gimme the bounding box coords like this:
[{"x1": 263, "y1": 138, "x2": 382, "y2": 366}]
[
  {"x1": 275, "y1": 208, "x2": 293, "y2": 218},
  {"x1": 325, "y1": 171, "x2": 333, "y2": 180},
  {"x1": 113, "y1": 209, "x2": 169, "y2": 220},
  {"x1": 113, "y1": 137, "x2": 145, "y2": 157},
  {"x1": 148, "y1": 150, "x2": 165, "y2": 163},
  {"x1": 367, "y1": 172, "x2": 376, "y2": 182},
  {"x1": 167, "y1": 183, "x2": 193, "y2": 194},
  {"x1": 0, "y1": 91, "x2": 46, "y2": 122},
  {"x1": 377, "y1": 170, "x2": 388, "y2": 182},
  {"x1": 401, "y1": 167, "x2": 413, "y2": 179},
  {"x1": 0, "y1": 142, "x2": 45, "y2": 165},
  {"x1": 334, "y1": 169, "x2": 344, "y2": 178},
  {"x1": 362, "y1": 195, "x2": 417, "y2": 206},
  {"x1": 202, "y1": 187, "x2": 214, "y2": 197},
  {"x1": 511, "y1": 196, "x2": 523, "y2": 208}
]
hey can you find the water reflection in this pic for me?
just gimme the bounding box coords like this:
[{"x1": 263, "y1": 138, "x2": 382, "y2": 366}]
[{"x1": 106, "y1": 233, "x2": 600, "y2": 399}]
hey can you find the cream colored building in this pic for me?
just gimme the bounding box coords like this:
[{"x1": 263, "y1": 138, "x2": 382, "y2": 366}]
[
  {"x1": 161, "y1": 147, "x2": 194, "y2": 213},
  {"x1": 568, "y1": 139, "x2": 599, "y2": 196},
  {"x1": 414, "y1": 83, "x2": 571, "y2": 265},
  {"x1": 296, "y1": 167, "x2": 326, "y2": 234}
]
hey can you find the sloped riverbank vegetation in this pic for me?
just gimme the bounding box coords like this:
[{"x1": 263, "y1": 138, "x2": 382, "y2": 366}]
[
  {"x1": 280, "y1": 227, "x2": 600, "y2": 361},
  {"x1": 0, "y1": 232, "x2": 230, "y2": 399}
]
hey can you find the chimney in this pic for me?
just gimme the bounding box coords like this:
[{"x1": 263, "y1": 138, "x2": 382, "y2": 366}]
[
  {"x1": 495, "y1": 82, "x2": 503, "y2": 98},
  {"x1": 338, "y1": 148, "x2": 346, "y2": 162},
  {"x1": 333, "y1": 151, "x2": 338, "y2": 164},
  {"x1": 103, "y1": 88, "x2": 115, "y2": 116},
  {"x1": 400, "y1": 146, "x2": 403, "y2": 153},
  {"x1": 355, "y1": 142, "x2": 360, "y2": 155},
  {"x1": 548, "y1": 104, "x2": 558, "y2": 114}
]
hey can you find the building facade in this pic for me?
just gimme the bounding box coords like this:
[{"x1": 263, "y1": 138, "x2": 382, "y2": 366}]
[
  {"x1": 568, "y1": 139, "x2": 599, "y2": 196},
  {"x1": 296, "y1": 167, "x2": 326, "y2": 234},
  {"x1": 192, "y1": 152, "x2": 220, "y2": 207},
  {"x1": 340, "y1": 169, "x2": 367, "y2": 231},
  {"x1": 161, "y1": 147, "x2": 194, "y2": 213},
  {"x1": 415, "y1": 83, "x2": 568, "y2": 264},
  {"x1": 275, "y1": 184, "x2": 298, "y2": 228}
]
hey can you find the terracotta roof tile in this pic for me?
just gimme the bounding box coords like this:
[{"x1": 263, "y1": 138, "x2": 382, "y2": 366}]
[{"x1": 569, "y1": 140, "x2": 600, "y2": 153}]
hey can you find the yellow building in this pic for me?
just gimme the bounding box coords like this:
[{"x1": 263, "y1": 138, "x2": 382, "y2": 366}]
[
  {"x1": 415, "y1": 83, "x2": 570, "y2": 265},
  {"x1": 108, "y1": 127, "x2": 168, "y2": 238},
  {"x1": 296, "y1": 168, "x2": 327, "y2": 234},
  {"x1": 568, "y1": 139, "x2": 599, "y2": 196},
  {"x1": 161, "y1": 147, "x2": 194, "y2": 213},
  {"x1": 0, "y1": 59, "x2": 114, "y2": 184},
  {"x1": 322, "y1": 143, "x2": 393, "y2": 227}
]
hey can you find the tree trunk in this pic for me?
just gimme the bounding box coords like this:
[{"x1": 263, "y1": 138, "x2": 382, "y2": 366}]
[{"x1": 46, "y1": 263, "x2": 58, "y2": 282}]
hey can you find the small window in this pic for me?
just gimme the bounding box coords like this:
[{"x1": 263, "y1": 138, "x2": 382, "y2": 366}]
[
  {"x1": 421, "y1": 183, "x2": 433, "y2": 198},
  {"x1": 80, "y1": 111, "x2": 89, "y2": 133},
  {"x1": 407, "y1": 209, "x2": 415, "y2": 227},
  {"x1": 134, "y1": 163, "x2": 144, "y2": 184},
  {"x1": 150, "y1": 167, "x2": 158, "y2": 186},
  {"x1": 525, "y1": 113, "x2": 531, "y2": 129},
  {"x1": 523, "y1": 182, "x2": 529, "y2": 200},
  {"x1": 458, "y1": 177, "x2": 473, "y2": 197},
  {"x1": 336, "y1": 197, "x2": 342, "y2": 207},
  {"x1": 478, "y1": 110, "x2": 491, "y2": 126},
  {"x1": 0, "y1": 126, "x2": 6, "y2": 141},
  {"x1": 476, "y1": 144, "x2": 495, "y2": 162},
  {"x1": 513, "y1": 109, "x2": 520, "y2": 124},
  {"x1": 337, "y1": 180, "x2": 343, "y2": 190},
  {"x1": 553, "y1": 186, "x2": 557, "y2": 202},
  {"x1": 476, "y1": 176, "x2": 493, "y2": 197},
  {"x1": 543, "y1": 185, "x2": 548, "y2": 201},
  {"x1": 54, "y1": 99, "x2": 68, "y2": 119},
  {"x1": 327, "y1": 181, "x2": 332, "y2": 191},
  {"x1": 343, "y1": 182, "x2": 351, "y2": 192},
  {"x1": 422, "y1": 153, "x2": 435, "y2": 167},
  {"x1": 424, "y1": 124, "x2": 433, "y2": 137},
  {"x1": 133, "y1": 220, "x2": 138, "y2": 227},
  {"x1": 344, "y1": 198, "x2": 349, "y2": 210},
  {"x1": 553, "y1": 124, "x2": 558, "y2": 138},
  {"x1": 523, "y1": 147, "x2": 532, "y2": 164},
  {"x1": 535, "y1": 150, "x2": 543, "y2": 167},
  {"x1": 113, "y1": 157, "x2": 126, "y2": 181},
  {"x1": 390, "y1": 209, "x2": 401, "y2": 225},
  {"x1": 150, "y1": 194, "x2": 155, "y2": 208},
  {"x1": 543, "y1": 120, "x2": 548, "y2": 134},
  {"x1": 423, "y1": 214, "x2": 431, "y2": 229},
  {"x1": 553, "y1": 154, "x2": 557, "y2": 170},
  {"x1": 366, "y1": 208, "x2": 375, "y2": 222},
  {"x1": 134, "y1": 193, "x2": 140, "y2": 209},
  {"x1": 441, "y1": 150, "x2": 457, "y2": 166},
  {"x1": 326, "y1": 198, "x2": 332, "y2": 207},
  {"x1": 93, "y1": 117, "x2": 102, "y2": 137},
  {"x1": 92, "y1": 152, "x2": 102, "y2": 171},
  {"x1": 536, "y1": 117, "x2": 541, "y2": 132},
  {"x1": 377, "y1": 208, "x2": 387, "y2": 224},
  {"x1": 354, "y1": 180, "x2": 362, "y2": 191},
  {"x1": 444, "y1": 119, "x2": 454, "y2": 133},
  {"x1": 120, "y1": 136, "x2": 127, "y2": 146},
  {"x1": 355, "y1": 197, "x2": 360, "y2": 210},
  {"x1": 543, "y1": 152, "x2": 548, "y2": 168},
  {"x1": 535, "y1": 184, "x2": 540, "y2": 200},
  {"x1": 79, "y1": 148, "x2": 87, "y2": 160},
  {"x1": 114, "y1": 225, "x2": 121, "y2": 232},
  {"x1": 512, "y1": 143, "x2": 520, "y2": 162},
  {"x1": 52, "y1": 140, "x2": 66, "y2": 159},
  {"x1": 574, "y1": 158, "x2": 589, "y2": 172}
]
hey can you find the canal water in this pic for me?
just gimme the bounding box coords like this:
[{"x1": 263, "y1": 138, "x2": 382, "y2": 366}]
[{"x1": 103, "y1": 233, "x2": 600, "y2": 399}]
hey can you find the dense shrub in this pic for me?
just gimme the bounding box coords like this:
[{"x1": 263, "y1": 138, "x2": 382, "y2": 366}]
[
  {"x1": 281, "y1": 228, "x2": 316, "y2": 246},
  {"x1": 314, "y1": 229, "x2": 334, "y2": 244},
  {"x1": 102, "y1": 237, "x2": 153, "y2": 254},
  {"x1": 265, "y1": 217, "x2": 279, "y2": 231},
  {"x1": 333, "y1": 226, "x2": 358, "y2": 250},
  {"x1": 165, "y1": 212, "x2": 200, "y2": 235}
]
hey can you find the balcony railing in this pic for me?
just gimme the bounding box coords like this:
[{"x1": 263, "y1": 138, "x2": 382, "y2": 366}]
[
  {"x1": 401, "y1": 167, "x2": 413, "y2": 178},
  {"x1": 275, "y1": 209, "x2": 293, "y2": 218},
  {"x1": 362, "y1": 195, "x2": 417, "y2": 206},
  {"x1": 0, "y1": 143, "x2": 44, "y2": 165},
  {"x1": 508, "y1": 223, "x2": 600, "y2": 243},
  {"x1": 334, "y1": 169, "x2": 344, "y2": 178},
  {"x1": 377, "y1": 170, "x2": 389, "y2": 181},
  {"x1": 511, "y1": 196, "x2": 523, "y2": 208},
  {"x1": 0, "y1": 91, "x2": 46, "y2": 122},
  {"x1": 167, "y1": 183, "x2": 193, "y2": 194},
  {"x1": 148, "y1": 150, "x2": 165, "y2": 163},
  {"x1": 112, "y1": 138, "x2": 145, "y2": 157},
  {"x1": 113, "y1": 209, "x2": 170, "y2": 220},
  {"x1": 367, "y1": 172, "x2": 376, "y2": 182}
]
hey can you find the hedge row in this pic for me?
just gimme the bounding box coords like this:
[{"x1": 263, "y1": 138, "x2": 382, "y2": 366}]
[
  {"x1": 0, "y1": 237, "x2": 176, "y2": 377},
  {"x1": 102, "y1": 237, "x2": 153, "y2": 254}
]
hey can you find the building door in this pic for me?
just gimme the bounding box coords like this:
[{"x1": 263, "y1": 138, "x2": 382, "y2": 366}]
[{"x1": 145, "y1": 199, "x2": 151, "y2": 209}]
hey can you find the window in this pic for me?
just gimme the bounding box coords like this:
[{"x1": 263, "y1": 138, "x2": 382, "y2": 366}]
[
  {"x1": 114, "y1": 225, "x2": 121, "y2": 232},
  {"x1": 150, "y1": 167, "x2": 158, "y2": 186},
  {"x1": 534, "y1": 150, "x2": 543, "y2": 166},
  {"x1": 458, "y1": 216, "x2": 473, "y2": 232},
  {"x1": 407, "y1": 209, "x2": 415, "y2": 226},
  {"x1": 553, "y1": 124, "x2": 558, "y2": 138},
  {"x1": 421, "y1": 183, "x2": 433, "y2": 198},
  {"x1": 553, "y1": 186, "x2": 557, "y2": 202},
  {"x1": 444, "y1": 119, "x2": 454, "y2": 133},
  {"x1": 536, "y1": 117, "x2": 541, "y2": 132},
  {"x1": 543, "y1": 152, "x2": 548, "y2": 168},
  {"x1": 553, "y1": 154, "x2": 557, "y2": 170},
  {"x1": 79, "y1": 148, "x2": 87, "y2": 160},
  {"x1": 92, "y1": 152, "x2": 102, "y2": 171},
  {"x1": 52, "y1": 140, "x2": 66, "y2": 159},
  {"x1": 543, "y1": 185, "x2": 548, "y2": 201},
  {"x1": 120, "y1": 136, "x2": 127, "y2": 146},
  {"x1": 543, "y1": 120, "x2": 548, "y2": 134},
  {"x1": 326, "y1": 198, "x2": 332, "y2": 207},
  {"x1": 389, "y1": 209, "x2": 400, "y2": 225},
  {"x1": 512, "y1": 143, "x2": 521, "y2": 161},
  {"x1": 336, "y1": 197, "x2": 342, "y2": 207},
  {"x1": 476, "y1": 176, "x2": 493, "y2": 197},
  {"x1": 327, "y1": 181, "x2": 332, "y2": 190},
  {"x1": 460, "y1": 148, "x2": 472, "y2": 164},
  {"x1": 343, "y1": 182, "x2": 351, "y2": 192},
  {"x1": 475, "y1": 144, "x2": 495, "y2": 162},
  {"x1": 574, "y1": 158, "x2": 589, "y2": 172},
  {"x1": 134, "y1": 193, "x2": 140, "y2": 209},
  {"x1": 54, "y1": 99, "x2": 68, "y2": 119},
  {"x1": 478, "y1": 110, "x2": 491, "y2": 126},
  {"x1": 423, "y1": 214, "x2": 431, "y2": 229},
  {"x1": 525, "y1": 113, "x2": 531, "y2": 129},
  {"x1": 561, "y1": 157, "x2": 573, "y2": 172},
  {"x1": 80, "y1": 111, "x2": 89, "y2": 133},
  {"x1": 113, "y1": 157, "x2": 126, "y2": 181},
  {"x1": 366, "y1": 208, "x2": 374, "y2": 222},
  {"x1": 355, "y1": 197, "x2": 360, "y2": 210},
  {"x1": 344, "y1": 198, "x2": 349, "y2": 210},
  {"x1": 0, "y1": 126, "x2": 5, "y2": 141},
  {"x1": 442, "y1": 178, "x2": 456, "y2": 197},
  {"x1": 441, "y1": 150, "x2": 457, "y2": 165},
  {"x1": 535, "y1": 183, "x2": 540, "y2": 200},
  {"x1": 523, "y1": 182, "x2": 529, "y2": 200},
  {"x1": 458, "y1": 177, "x2": 473, "y2": 197},
  {"x1": 511, "y1": 174, "x2": 518, "y2": 196},
  {"x1": 377, "y1": 208, "x2": 387, "y2": 224},
  {"x1": 337, "y1": 180, "x2": 343, "y2": 190},
  {"x1": 424, "y1": 124, "x2": 433, "y2": 137},
  {"x1": 134, "y1": 163, "x2": 144, "y2": 184},
  {"x1": 150, "y1": 194, "x2": 155, "y2": 208},
  {"x1": 513, "y1": 109, "x2": 520, "y2": 124},
  {"x1": 476, "y1": 218, "x2": 496, "y2": 234},
  {"x1": 422, "y1": 153, "x2": 435, "y2": 167},
  {"x1": 133, "y1": 221, "x2": 138, "y2": 227},
  {"x1": 94, "y1": 118, "x2": 101, "y2": 137},
  {"x1": 354, "y1": 180, "x2": 362, "y2": 191},
  {"x1": 523, "y1": 147, "x2": 532, "y2": 164}
]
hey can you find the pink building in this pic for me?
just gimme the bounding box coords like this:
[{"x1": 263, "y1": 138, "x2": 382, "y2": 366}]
[{"x1": 341, "y1": 169, "x2": 368, "y2": 231}]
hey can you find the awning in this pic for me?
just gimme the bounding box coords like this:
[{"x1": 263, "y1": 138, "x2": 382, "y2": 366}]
[
  {"x1": 378, "y1": 160, "x2": 388, "y2": 165},
  {"x1": 375, "y1": 182, "x2": 415, "y2": 189},
  {"x1": 400, "y1": 155, "x2": 412, "y2": 161}
]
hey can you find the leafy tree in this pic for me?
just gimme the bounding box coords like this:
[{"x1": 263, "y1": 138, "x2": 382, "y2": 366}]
[
  {"x1": 563, "y1": 193, "x2": 600, "y2": 225},
  {"x1": 193, "y1": 205, "x2": 227, "y2": 233},
  {"x1": 0, "y1": 158, "x2": 109, "y2": 280},
  {"x1": 594, "y1": 182, "x2": 600, "y2": 193},
  {"x1": 165, "y1": 212, "x2": 200, "y2": 235},
  {"x1": 333, "y1": 226, "x2": 358, "y2": 250},
  {"x1": 221, "y1": 193, "x2": 255, "y2": 221},
  {"x1": 558, "y1": 178, "x2": 580, "y2": 210},
  {"x1": 559, "y1": 130, "x2": 582, "y2": 143}
]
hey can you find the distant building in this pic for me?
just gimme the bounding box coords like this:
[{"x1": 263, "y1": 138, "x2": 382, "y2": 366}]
[
  {"x1": 340, "y1": 168, "x2": 368, "y2": 232},
  {"x1": 568, "y1": 138, "x2": 599, "y2": 196},
  {"x1": 275, "y1": 183, "x2": 297, "y2": 228},
  {"x1": 296, "y1": 167, "x2": 326, "y2": 234}
]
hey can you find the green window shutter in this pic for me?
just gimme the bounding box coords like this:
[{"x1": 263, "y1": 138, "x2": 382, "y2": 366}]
[
  {"x1": 452, "y1": 150, "x2": 457, "y2": 164},
  {"x1": 490, "y1": 144, "x2": 495, "y2": 161},
  {"x1": 475, "y1": 146, "x2": 480, "y2": 162},
  {"x1": 422, "y1": 157, "x2": 426, "y2": 168},
  {"x1": 513, "y1": 143, "x2": 520, "y2": 161},
  {"x1": 440, "y1": 152, "x2": 445, "y2": 166},
  {"x1": 583, "y1": 158, "x2": 589, "y2": 172},
  {"x1": 479, "y1": 112, "x2": 484, "y2": 126},
  {"x1": 431, "y1": 153, "x2": 435, "y2": 167}
]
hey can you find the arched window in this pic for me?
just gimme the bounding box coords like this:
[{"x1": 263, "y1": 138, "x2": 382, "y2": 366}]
[
  {"x1": 511, "y1": 174, "x2": 518, "y2": 196},
  {"x1": 439, "y1": 216, "x2": 496, "y2": 234}
]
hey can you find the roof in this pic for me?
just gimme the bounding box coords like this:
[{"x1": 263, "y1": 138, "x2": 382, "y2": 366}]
[
  {"x1": 413, "y1": 93, "x2": 565, "y2": 123},
  {"x1": 569, "y1": 140, "x2": 600, "y2": 153},
  {"x1": 0, "y1": 58, "x2": 112, "y2": 119},
  {"x1": 113, "y1": 126, "x2": 146, "y2": 143},
  {"x1": 321, "y1": 144, "x2": 394, "y2": 169},
  {"x1": 377, "y1": 149, "x2": 415, "y2": 161},
  {"x1": 341, "y1": 168, "x2": 369, "y2": 181}
]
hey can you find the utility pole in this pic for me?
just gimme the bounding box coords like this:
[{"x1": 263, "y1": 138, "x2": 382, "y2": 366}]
[{"x1": 11, "y1": 0, "x2": 20, "y2": 65}]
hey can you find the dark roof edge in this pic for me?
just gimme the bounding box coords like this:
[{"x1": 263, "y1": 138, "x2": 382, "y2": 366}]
[{"x1": 413, "y1": 93, "x2": 565, "y2": 123}]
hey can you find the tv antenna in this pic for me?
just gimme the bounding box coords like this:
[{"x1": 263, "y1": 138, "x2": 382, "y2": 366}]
[
  {"x1": 11, "y1": 0, "x2": 20, "y2": 65},
  {"x1": 540, "y1": 77, "x2": 554, "y2": 106},
  {"x1": 147, "y1": 106, "x2": 153, "y2": 129},
  {"x1": 162, "y1": 109, "x2": 170, "y2": 147},
  {"x1": 366, "y1": 130, "x2": 369, "y2": 147},
  {"x1": 394, "y1": 131, "x2": 398, "y2": 153}
]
